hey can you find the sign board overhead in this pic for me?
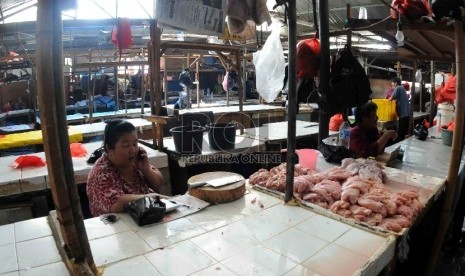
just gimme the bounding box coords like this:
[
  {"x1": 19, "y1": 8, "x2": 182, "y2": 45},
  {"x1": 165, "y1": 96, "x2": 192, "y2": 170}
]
[{"x1": 154, "y1": 0, "x2": 226, "y2": 36}]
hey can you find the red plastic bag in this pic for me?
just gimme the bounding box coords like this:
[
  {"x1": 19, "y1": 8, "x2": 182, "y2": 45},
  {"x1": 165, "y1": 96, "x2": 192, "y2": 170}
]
[
  {"x1": 329, "y1": 113, "x2": 344, "y2": 131},
  {"x1": 297, "y1": 38, "x2": 321, "y2": 79},
  {"x1": 391, "y1": 0, "x2": 431, "y2": 19},
  {"x1": 70, "y1": 143, "x2": 88, "y2": 157},
  {"x1": 111, "y1": 18, "x2": 133, "y2": 59},
  {"x1": 11, "y1": 155, "x2": 46, "y2": 169},
  {"x1": 447, "y1": 121, "x2": 455, "y2": 132}
]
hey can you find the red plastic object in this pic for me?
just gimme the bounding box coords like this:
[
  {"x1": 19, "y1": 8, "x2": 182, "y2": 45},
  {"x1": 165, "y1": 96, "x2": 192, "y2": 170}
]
[
  {"x1": 70, "y1": 143, "x2": 88, "y2": 157},
  {"x1": 11, "y1": 155, "x2": 46, "y2": 169}
]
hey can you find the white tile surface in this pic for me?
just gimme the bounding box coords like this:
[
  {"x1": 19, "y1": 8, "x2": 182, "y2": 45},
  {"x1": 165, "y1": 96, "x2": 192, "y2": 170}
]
[
  {"x1": 283, "y1": 265, "x2": 327, "y2": 276},
  {"x1": 228, "y1": 190, "x2": 281, "y2": 215},
  {"x1": 1, "y1": 271, "x2": 19, "y2": 276},
  {"x1": 15, "y1": 217, "x2": 52, "y2": 243},
  {"x1": 302, "y1": 244, "x2": 369, "y2": 276},
  {"x1": 18, "y1": 262, "x2": 68, "y2": 276},
  {"x1": 296, "y1": 214, "x2": 352, "y2": 242},
  {"x1": 84, "y1": 216, "x2": 130, "y2": 241},
  {"x1": 222, "y1": 245, "x2": 297, "y2": 276},
  {"x1": 0, "y1": 224, "x2": 14, "y2": 246},
  {"x1": 186, "y1": 203, "x2": 246, "y2": 231},
  {"x1": 189, "y1": 263, "x2": 237, "y2": 276},
  {"x1": 0, "y1": 243, "x2": 18, "y2": 274},
  {"x1": 136, "y1": 217, "x2": 206, "y2": 250},
  {"x1": 333, "y1": 227, "x2": 388, "y2": 257},
  {"x1": 102, "y1": 256, "x2": 161, "y2": 276},
  {"x1": 226, "y1": 213, "x2": 289, "y2": 243},
  {"x1": 89, "y1": 231, "x2": 152, "y2": 266},
  {"x1": 145, "y1": 240, "x2": 215, "y2": 276},
  {"x1": 263, "y1": 228, "x2": 329, "y2": 263},
  {"x1": 190, "y1": 226, "x2": 257, "y2": 261},
  {"x1": 16, "y1": 236, "x2": 61, "y2": 270},
  {"x1": 256, "y1": 204, "x2": 315, "y2": 226}
]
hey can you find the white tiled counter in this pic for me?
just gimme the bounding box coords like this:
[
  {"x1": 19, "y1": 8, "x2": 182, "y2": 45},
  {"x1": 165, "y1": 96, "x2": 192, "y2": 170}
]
[
  {"x1": 0, "y1": 141, "x2": 169, "y2": 198},
  {"x1": 34, "y1": 187, "x2": 395, "y2": 276}
]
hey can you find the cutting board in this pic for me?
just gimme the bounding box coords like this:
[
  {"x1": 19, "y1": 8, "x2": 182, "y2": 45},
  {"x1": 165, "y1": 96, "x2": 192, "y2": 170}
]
[{"x1": 188, "y1": 171, "x2": 245, "y2": 204}]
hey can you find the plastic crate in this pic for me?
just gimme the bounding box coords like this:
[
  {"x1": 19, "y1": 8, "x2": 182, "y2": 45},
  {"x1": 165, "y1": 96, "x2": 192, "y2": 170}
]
[{"x1": 372, "y1": 99, "x2": 397, "y2": 121}]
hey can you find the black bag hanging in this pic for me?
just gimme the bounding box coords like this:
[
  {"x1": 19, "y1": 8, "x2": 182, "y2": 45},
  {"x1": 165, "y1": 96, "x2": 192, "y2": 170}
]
[
  {"x1": 124, "y1": 196, "x2": 166, "y2": 226},
  {"x1": 327, "y1": 45, "x2": 372, "y2": 116}
]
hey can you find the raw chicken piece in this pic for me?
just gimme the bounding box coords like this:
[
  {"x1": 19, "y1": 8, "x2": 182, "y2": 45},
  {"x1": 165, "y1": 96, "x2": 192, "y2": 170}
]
[
  {"x1": 382, "y1": 199, "x2": 398, "y2": 216},
  {"x1": 341, "y1": 188, "x2": 360, "y2": 205},
  {"x1": 358, "y1": 196, "x2": 387, "y2": 217},
  {"x1": 270, "y1": 163, "x2": 286, "y2": 176},
  {"x1": 379, "y1": 219, "x2": 402, "y2": 232},
  {"x1": 396, "y1": 205, "x2": 414, "y2": 220},
  {"x1": 316, "y1": 179, "x2": 342, "y2": 200},
  {"x1": 326, "y1": 167, "x2": 352, "y2": 181},
  {"x1": 399, "y1": 190, "x2": 420, "y2": 200},
  {"x1": 340, "y1": 158, "x2": 357, "y2": 168},
  {"x1": 330, "y1": 200, "x2": 350, "y2": 213},
  {"x1": 249, "y1": 169, "x2": 270, "y2": 186},
  {"x1": 342, "y1": 176, "x2": 371, "y2": 194},
  {"x1": 293, "y1": 175, "x2": 316, "y2": 194},
  {"x1": 391, "y1": 193, "x2": 412, "y2": 206},
  {"x1": 391, "y1": 215, "x2": 412, "y2": 228},
  {"x1": 302, "y1": 193, "x2": 329, "y2": 209},
  {"x1": 346, "y1": 162, "x2": 361, "y2": 175},
  {"x1": 365, "y1": 213, "x2": 384, "y2": 226},
  {"x1": 265, "y1": 174, "x2": 286, "y2": 192},
  {"x1": 349, "y1": 205, "x2": 372, "y2": 216},
  {"x1": 311, "y1": 185, "x2": 334, "y2": 204}
]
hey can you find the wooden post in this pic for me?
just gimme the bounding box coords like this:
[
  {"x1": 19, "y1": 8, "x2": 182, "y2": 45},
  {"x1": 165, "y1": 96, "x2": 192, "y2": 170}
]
[
  {"x1": 141, "y1": 64, "x2": 145, "y2": 114},
  {"x1": 149, "y1": 20, "x2": 163, "y2": 148},
  {"x1": 114, "y1": 66, "x2": 119, "y2": 111},
  {"x1": 285, "y1": 0, "x2": 298, "y2": 203},
  {"x1": 124, "y1": 66, "x2": 128, "y2": 113},
  {"x1": 426, "y1": 20, "x2": 465, "y2": 276},
  {"x1": 163, "y1": 61, "x2": 168, "y2": 107},
  {"x1": 196, "y1": 60, "x2": 200, "y2": 108},
  {"x1": 317, "y1": 0, "x2": 330, "y2": 144},
  {"x1": 430, "y1": 61, "x2": 435, "y2": 124},
  {"x1": 397, "y1": 61, "x2": 402, "y2": 79},
  {"x1": 410, "y1": 60, "x2": 416, "y2": 135},
  {"x1": 36, "y1": 0, "x2": 96, "y2": 273},
  {"x1": 186, "y1": 53, "x2": 191, "y2": 109},
  {"x1": 236, "y1": 50, "x2": 244, "y2": 134}
]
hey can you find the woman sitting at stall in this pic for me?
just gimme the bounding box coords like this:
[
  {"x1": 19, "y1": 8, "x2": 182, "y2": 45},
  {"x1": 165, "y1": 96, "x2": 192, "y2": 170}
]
[
  {"x1": 349, "y1": 101, "x2": 398, "y2": 158},
  {"x1": 87, "y1": 119, "x2": 165, "y2": 217}
]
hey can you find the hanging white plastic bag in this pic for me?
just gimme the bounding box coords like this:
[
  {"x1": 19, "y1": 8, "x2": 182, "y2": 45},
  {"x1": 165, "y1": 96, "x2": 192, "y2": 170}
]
[{"x1": 253, "y1": 28, "x2": 285, "y2": 102}]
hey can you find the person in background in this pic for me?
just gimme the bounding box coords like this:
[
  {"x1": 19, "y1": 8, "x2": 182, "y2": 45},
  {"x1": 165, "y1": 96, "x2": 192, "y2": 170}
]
[
  {"x1": 175, "y1": 68, "x2": 192, "y2": 109},
  {"x1": 389, "y1": 77, "x2": 410, "y2": 142},
  {"x1": 86, "y1": 119, "x2": 165, "y2": 217},
  {"x1": 350, "y1": 101, "x2": 397, "y2": 158}
]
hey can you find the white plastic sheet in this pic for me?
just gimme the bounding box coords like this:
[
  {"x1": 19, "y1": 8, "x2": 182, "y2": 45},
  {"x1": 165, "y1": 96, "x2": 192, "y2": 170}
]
[{"x1": 253, "y1": 28, "x2": 285, "y2": 102}]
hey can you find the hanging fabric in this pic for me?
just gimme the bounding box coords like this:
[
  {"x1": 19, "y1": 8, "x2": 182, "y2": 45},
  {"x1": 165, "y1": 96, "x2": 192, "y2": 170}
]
[
  {"x1": 111, "y1": 18, "x2": 133, "y2": 60},
  {"x1": 226, "y1": 0, "x2": 272, "y2": 34}
]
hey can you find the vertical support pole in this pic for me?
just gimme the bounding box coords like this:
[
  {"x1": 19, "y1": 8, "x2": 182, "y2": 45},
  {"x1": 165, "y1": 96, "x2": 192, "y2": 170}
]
[
  {"x1": 410, "y1": 61, "x2": 417, "y2": 135},
  {"x1": 430, "y1": 61, "x2": 435, "y2": 124},
  {"x1": 36, "y1": 0, "x2": 96, "y2": 272},
  {"x1": 114, "y1": 66, "x2": 119, "y2": 111},
  {"x1": 318, "y1": 0, "x2": 330, "y2": 144},
  {"x1": 196, "y1": 60, "x2": 200, "y2": 108},
  {"x1": 285, "y1": 0, "x2": 297, "y2": 203},
  {"x1": 186, "y1": 53, "x2": 191, "y2": 109},
  {"x1": 163, "y1": 60, "x2": 168, "y2": 107},
  {"x1": 426, "y1": 20, "x2": 465, "y2": 276},
  {"x1": 141, "y1": 64, "x2": 145, "y2": 114},
  {"x1": 124, "y1": 66, "x2": 128, "y2": 113},
  {"x1": 236, "y1": 50, "x2": 244, "y2": 134}
]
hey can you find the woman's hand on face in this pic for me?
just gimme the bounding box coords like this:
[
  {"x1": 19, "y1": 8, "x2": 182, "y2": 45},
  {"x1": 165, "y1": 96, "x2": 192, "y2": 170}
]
[{"x1": 135, "y1": 147, "x2": 150, "y2": 173}]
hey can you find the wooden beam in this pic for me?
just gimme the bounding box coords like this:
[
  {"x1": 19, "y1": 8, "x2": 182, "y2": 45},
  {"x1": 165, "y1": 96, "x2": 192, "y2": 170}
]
[
  {"x1": 160, "y1": 41, "x2": 241, "y2": 52},
  {"x1": 215, "y1": 51, "x2": 237, "y2": 71},
  {"x1": 36, "y1": 0, "x2": 96, "y2": 273},
  {"x1": 73, "y1": 60, "x2": 149, "y2": 68}
]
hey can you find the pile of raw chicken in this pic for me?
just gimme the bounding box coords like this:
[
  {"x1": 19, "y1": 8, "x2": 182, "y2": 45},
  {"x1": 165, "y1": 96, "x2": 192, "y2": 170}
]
[{"x1": 249, "y1": 158, "x2": 423, "y2": 232}]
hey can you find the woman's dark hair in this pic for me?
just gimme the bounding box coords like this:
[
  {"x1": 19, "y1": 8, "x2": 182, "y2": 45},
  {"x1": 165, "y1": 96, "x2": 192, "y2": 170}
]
[
  {"x1": 392, "y1": 77, "x2": 401, "y2": 86},
  {"x1": 103, "y1": 119, "x2": 136, "y2": 151},
  {"x1": 355, "y1": 101, "x2": 378, "y2": 124}
]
